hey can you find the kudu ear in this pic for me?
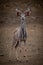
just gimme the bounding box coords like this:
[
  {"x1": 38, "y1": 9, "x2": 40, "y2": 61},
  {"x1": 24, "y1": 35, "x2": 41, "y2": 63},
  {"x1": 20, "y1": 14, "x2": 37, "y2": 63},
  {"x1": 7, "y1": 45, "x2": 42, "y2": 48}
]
[
  {"x1": 24, "y1": 8, "x2": 31, "y2": 16},
  {"x1": 16, "y1": 9, "x2": 21, "y2": 16}
]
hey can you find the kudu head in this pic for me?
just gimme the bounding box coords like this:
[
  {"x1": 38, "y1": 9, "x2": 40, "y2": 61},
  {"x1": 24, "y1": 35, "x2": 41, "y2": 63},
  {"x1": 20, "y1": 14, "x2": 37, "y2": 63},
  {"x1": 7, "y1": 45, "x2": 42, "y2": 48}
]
[{"x1": 16, "y1": 8, "x2": 31, "y2": 21}]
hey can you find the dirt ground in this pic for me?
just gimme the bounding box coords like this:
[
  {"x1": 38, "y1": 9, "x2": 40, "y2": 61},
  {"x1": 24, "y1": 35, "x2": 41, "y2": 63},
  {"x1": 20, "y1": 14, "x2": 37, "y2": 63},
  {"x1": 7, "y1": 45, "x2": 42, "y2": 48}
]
[{"x1": 0, "y1": 2, "x2": 43, "y2": 65}]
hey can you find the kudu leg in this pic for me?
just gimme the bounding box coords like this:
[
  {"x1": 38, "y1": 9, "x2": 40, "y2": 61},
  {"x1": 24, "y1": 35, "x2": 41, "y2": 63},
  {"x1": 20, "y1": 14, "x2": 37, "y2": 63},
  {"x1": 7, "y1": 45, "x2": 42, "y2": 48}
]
[{"x1": 15, "y1": 41, "x2": 19, "y2": 48}]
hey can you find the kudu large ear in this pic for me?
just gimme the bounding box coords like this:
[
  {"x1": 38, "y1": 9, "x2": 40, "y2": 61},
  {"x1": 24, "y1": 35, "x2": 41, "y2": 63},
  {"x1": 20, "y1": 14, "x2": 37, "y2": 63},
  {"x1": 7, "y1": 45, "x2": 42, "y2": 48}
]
[
  {"x1": 16, "y1": 9, "x2": 21, "y2": 16},
  {"x1": 24, "y1": 8, "x2": 31, "y2": 16}
]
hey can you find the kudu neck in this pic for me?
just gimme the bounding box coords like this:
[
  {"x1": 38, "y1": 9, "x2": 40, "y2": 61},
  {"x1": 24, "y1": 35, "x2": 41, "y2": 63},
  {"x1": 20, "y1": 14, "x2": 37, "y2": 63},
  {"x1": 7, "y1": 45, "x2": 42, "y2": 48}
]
[{"x1": 20, "y1": 19, "x2": 26, "y2": 29}]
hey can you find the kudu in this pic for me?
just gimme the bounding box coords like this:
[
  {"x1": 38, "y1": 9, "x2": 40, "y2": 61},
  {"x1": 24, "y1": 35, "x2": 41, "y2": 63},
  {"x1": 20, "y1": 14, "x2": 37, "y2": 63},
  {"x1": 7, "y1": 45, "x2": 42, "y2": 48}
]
[{"x1": 12, "y1": 5, "x2": 31, "y2": 49}]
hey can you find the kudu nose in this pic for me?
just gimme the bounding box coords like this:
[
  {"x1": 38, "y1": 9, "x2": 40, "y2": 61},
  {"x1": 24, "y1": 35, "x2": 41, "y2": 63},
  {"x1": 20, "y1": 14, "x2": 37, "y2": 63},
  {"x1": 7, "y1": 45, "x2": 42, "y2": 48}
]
[{"x1": 22, "y1": 18, "x2": 24, "y2": 20}]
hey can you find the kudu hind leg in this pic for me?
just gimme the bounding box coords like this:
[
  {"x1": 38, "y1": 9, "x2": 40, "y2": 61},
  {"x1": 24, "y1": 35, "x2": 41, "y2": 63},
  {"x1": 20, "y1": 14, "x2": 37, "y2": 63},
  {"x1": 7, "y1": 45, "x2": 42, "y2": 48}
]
[{"x1": 15, "y1": 41, "x2": 19, "y2": 48}]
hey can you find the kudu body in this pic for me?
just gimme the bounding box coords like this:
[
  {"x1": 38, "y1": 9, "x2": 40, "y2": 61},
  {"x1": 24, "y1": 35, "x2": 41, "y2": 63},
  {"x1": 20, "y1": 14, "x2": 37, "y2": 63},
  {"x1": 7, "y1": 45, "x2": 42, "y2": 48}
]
[{"x1": 12, "y1": 8, "x2": 31, "y2": 48}]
